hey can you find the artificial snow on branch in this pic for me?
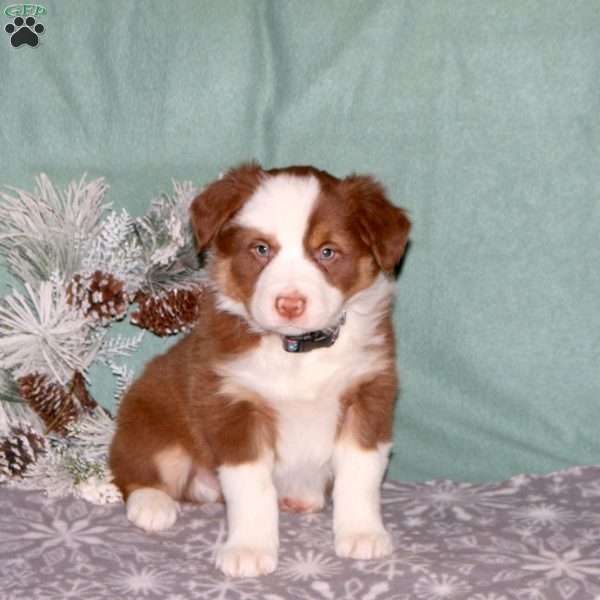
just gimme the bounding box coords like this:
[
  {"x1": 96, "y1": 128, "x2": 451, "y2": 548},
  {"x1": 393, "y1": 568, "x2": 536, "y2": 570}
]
[
  {"x1": 0, "y1": 280, "x2": 99, "y2": 384},
  {"x1": 0, "y1": 173, "x2": 207, "y2": 503},
  {"x1": 96, "y1": 331, "x2": 145, "y2": 364},
  {"x1": 108, "y1": 362, "x2": 136, "y2": 404},
  {"x1": 80, "y1": 209, "x2": 145, "y2": 295},
  {"x1": 133, "y1": 180, "x2": 204, "y2": 295},
  {"x1": 0, "y1": 174, "x2": 109, "y2": 285}
]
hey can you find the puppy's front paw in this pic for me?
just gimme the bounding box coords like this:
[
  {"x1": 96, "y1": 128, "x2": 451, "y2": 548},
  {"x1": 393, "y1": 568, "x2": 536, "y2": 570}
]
[
  {"x1": 335, "y1": 530, "x2": 392, "y2": 559},
  {"x1": 126, "y1": 488, "x2": 178, "y2": 532},
  {"x1": 216, "y1": 545, "x2": 278, "y2": 577}
]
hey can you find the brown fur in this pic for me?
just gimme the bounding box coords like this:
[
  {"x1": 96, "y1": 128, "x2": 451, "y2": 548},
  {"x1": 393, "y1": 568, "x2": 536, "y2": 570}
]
[
  {"x1": 339, "y1": 175, "x2": 411, "y2": 273},
  {"x1": 190, "y1": 162, "x2": 264, "y2": 250},
  {"x1": 304, "y1": 186, "x2": 380, "y2": 297},
  {"x1": 212, "y1": 227, "x2": 281, "y2": 307},
  {"x1": 337, "y1": 314, "x2": 397, "y2": 448},
  {"x1": 109, "y1": 290, "x2": 271, "y2": 500},
  {"x1": 109, "y1": 162, "x2": 410, "y2": 503}
]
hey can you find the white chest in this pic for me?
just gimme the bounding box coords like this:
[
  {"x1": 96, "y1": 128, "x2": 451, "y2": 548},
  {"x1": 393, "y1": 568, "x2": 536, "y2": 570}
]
[
  {"x1": 216, "y1": 274, "x2": 394, "y2": 477},
  {"x1": 217, "y1": 323, "x2": 387, "y2": 468}
]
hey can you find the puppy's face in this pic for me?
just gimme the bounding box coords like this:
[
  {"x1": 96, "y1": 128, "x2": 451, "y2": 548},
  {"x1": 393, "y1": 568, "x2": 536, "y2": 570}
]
[{"x1": 191, "y1": 164, "x2": 410, "y2": 335}]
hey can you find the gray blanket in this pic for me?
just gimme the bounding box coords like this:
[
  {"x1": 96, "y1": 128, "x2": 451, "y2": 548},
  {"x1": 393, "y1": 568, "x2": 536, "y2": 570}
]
[{"x1": 2, "y1": 466, "x2": 600, "y2": 599}]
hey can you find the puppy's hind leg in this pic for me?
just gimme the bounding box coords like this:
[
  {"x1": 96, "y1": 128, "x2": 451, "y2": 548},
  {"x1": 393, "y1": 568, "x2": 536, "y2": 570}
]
[
  {"x1": 126, "y1": 487, "x2": 179, "y2": 533},
  {"x1": 112, "y1": 445, "x2": 193, "y2": 533}
]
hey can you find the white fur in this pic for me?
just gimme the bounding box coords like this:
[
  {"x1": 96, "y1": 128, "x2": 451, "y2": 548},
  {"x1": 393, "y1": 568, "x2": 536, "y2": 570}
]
[
  {"x1": 333, "y1": 441, "x2": 392, "y2": 559},
  {"x1": 214, "y1": 287, "x2": 250, "y2": 321},
  {"x1": 213, "y1": 173, "x2": 397, "y2": 572},
  {"x1": 215, "y1": 173, "x2": 395, "y2": 509},
  {"x1": 217, "y1": 274, "x2": 394, "y2": 509},
  {"x1": 126, "y1": 488, "x2": 179, "y2": 532},
  {"x1": 234, "y1": 174, "x2": 319, "y2": 249},
  {"x1": 187, "y1": 470, "x2": 221, "y2": 503},
  {"x1": 217, "y1": 456, "x2": 279, "y2": 577},
  {"x1": 234, "y1": 174, "x2": 345, "y2": 335}
]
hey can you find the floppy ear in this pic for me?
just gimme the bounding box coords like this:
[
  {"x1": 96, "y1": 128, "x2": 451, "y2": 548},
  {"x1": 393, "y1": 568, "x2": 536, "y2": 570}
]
[
  {"x1": 190, "y1": 162, "x2": 264, "y2": 251},
  {"x1": 341, "y1": 175, "x2": 411, "y2": 272}
]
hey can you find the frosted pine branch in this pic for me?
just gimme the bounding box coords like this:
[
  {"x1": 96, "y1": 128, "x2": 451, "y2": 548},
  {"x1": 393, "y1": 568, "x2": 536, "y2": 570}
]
[
  {"x1": 66, "y1": 408, "x2": 116, "y2": 463},
  {"x1": 109, "y1": 362, "x2": 135, "y2": 404},
  {"x1": 81, "y1": 209, "x2": 146, "y2": 294},
  {"x1": 134, "y1": 181, "x2": 205, "y2": 295},
  {"x1": 0, "y1": 174, "x2": 109, "y2": 285},
  {"x1": 0, "y1": 281, "x2": 99, "y2": 384},
  {"x1": 0, "y1": 174, "x2": 208, "y2": 502},
  {"x1": 7, "y1": 442, "x2": 121, "y2": 504},
  {"x1": 96, "y1": 331, "x2": 144, "y2": 364}
]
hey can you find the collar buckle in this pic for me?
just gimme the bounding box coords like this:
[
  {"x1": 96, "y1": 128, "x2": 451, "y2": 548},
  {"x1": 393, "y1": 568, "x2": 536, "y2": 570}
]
[{"x1": 282, "y1": 312, "x2": 346, "y2": 353}]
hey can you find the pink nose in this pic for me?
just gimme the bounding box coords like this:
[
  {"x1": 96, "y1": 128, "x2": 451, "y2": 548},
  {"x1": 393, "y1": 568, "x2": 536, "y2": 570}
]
[{"x1": 275, "y1": 293, "x2": 306, "y2": 320}]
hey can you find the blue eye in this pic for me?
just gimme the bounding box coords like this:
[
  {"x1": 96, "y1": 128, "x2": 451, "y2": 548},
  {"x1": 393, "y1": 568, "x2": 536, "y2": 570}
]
[
  {"x1": 320, "y1": 247, "x2": 335, "y2": 261},
  {"x1": 255, "y1": 243, "x2": 270, "y2": 258}
]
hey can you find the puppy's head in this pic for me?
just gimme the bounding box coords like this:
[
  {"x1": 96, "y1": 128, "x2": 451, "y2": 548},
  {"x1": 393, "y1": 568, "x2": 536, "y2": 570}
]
[{"x1": 191, "y1": 163, "x2": 410, "y2": 335}]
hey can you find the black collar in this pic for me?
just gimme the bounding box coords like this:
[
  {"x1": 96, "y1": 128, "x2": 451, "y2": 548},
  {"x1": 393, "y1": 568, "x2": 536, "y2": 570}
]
[{"x1": 281, "y1": 313, "x2": 346, "y2": 353}]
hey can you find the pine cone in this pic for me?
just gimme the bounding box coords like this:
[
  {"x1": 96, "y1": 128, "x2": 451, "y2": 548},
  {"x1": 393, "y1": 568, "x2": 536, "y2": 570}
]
[
  {"x1": 131, "y1": 288, "x2": 202, "y2": 336},
  {"x1": 71, "y1": 371, "x2": 97, "y2": 412},
  {"x1": 67, "y1": 271, "x2": 129, "y2": 325},
  {"x1": 18, "y1": 372, "x2": 97, "y2": 435},
  {"x1": 0, "y1": 424, "x2": 46, "y2": 479}
]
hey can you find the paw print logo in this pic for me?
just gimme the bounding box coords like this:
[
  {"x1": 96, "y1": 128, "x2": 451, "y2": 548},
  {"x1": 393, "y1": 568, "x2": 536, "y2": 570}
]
[{"x1": 5, "y1": 16, "x2": 44, "y2": 48}]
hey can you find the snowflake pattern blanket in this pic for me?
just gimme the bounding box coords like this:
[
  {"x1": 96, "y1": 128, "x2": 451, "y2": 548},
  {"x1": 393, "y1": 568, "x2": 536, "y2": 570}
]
[{"x1": 2, "y1": 465, "x2": 599, "y2": 600}]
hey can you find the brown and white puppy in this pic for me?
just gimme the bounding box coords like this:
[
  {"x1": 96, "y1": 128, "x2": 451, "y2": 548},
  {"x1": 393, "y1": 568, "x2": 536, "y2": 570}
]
[{"x1": 109, "y1": 163, "x2": 411, "y2": 577}]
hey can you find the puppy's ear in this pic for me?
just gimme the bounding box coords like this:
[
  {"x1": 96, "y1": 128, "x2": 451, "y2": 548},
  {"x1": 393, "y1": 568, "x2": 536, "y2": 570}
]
[
  {"x1": 341, "y1": 175, "x2": 411, "y2": 273},
  {"x1": 190, "y1": 162, "x2": 264, "y2": 251}
]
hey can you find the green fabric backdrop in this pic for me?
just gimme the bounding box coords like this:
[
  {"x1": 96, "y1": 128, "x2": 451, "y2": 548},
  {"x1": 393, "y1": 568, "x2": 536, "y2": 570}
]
[{"x1": 1, "y1": 0, "x2": 599, "y2": 482}]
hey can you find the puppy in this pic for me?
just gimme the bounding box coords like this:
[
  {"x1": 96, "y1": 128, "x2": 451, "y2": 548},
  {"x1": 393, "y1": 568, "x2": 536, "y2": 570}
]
[{"x1": 109, "y1": 163, "x2": 411, "y2": 577}]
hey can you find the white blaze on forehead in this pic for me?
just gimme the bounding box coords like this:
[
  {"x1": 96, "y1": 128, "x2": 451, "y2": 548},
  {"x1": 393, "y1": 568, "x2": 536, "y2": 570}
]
[
  {"x1": 229, "y1": 172, "x2": 343, "y2": 334},
  {"x1": 234, "y1": 174, "x2": 321, "y2": 250}
]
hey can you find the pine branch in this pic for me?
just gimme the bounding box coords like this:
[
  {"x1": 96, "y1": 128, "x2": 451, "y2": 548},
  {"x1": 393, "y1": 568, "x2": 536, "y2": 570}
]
[
  {"x1": 0, "y1": 281, "x2": 99, "y2": 384},
  {"x1": 95, "y1": 331, "x2": 145, "y2": 364},
  {"x1": 0, "y1": 174, "x2": 210, "y2": 502},
  {"x1": 80, "y1": 209, "x2": 146, "y2": 294},
  {"x1": 133, "y1": 181, "x2": 205, "y2": 296},
  {"x1": 109, "y1": 362, "x2": 135, "y2": 404},
  {"x1": 66, "y1": 408, "x2": 115, "y2": 463},
  {"x1": 5, "y1": 440, "x2": 121, "y2": 504},
  {"x1": 0, "y1": 175, "x2": 110, "y2": 285}
]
